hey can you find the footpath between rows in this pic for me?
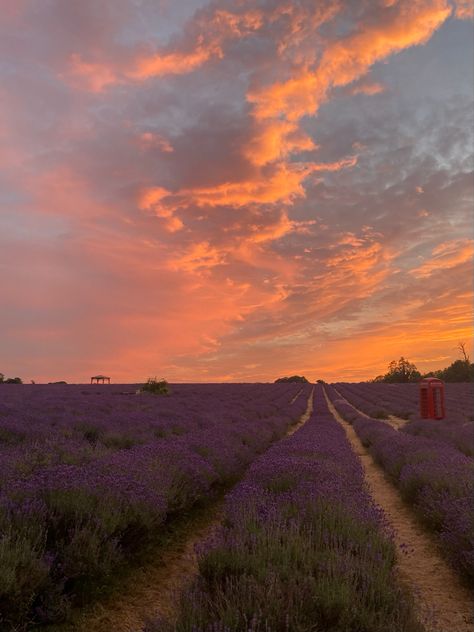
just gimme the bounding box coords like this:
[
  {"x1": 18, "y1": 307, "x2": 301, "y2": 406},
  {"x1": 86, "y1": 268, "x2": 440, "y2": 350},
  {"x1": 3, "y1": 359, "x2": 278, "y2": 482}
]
[{"x1": 324, "y1": 387, "x2": 473, "y2": 632}]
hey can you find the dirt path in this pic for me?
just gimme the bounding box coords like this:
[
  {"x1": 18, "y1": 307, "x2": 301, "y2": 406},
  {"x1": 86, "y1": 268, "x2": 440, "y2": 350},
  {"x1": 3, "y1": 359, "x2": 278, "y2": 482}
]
[
  {"x1": 387, "y1": 413, "x2": 410, "y2": 428},
  {"x1": 67, "y1": 504, "x2": 223, "y2": 632},
  {"x1": 63, "y1": 390, "x2": 314, "y2": 632},
  {"x1": 333, "y1": 386, "x2": 409, "y2": 429},
  {"x1": 288, "y1": 386, "x2": 313, "y2": 434},
  {"x1": 324, "y1": 388, "x2": 473, "y2": 632},
  {"x1": 290, "y1": 385, "x2": 309, "y2": 404}
]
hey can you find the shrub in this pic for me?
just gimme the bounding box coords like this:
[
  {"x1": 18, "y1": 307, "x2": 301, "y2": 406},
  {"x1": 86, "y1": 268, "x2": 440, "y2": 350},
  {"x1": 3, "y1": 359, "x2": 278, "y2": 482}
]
[{"x1": 139, "y1": 378, "x2": 170, "y2": 395}]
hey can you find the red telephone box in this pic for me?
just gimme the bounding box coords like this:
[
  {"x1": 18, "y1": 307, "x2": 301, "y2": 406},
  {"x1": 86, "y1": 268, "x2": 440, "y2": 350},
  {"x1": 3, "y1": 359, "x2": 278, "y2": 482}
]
[{"x1": 419, "y1": 378, "x2": 445, "y2": 419}]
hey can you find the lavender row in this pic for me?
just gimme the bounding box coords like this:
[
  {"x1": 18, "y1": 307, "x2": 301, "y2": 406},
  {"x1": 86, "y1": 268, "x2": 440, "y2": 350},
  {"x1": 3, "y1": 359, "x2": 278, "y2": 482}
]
[
  {"x1": 163, "y1": 385, "x2": 421, "y2": 632},
  {"x1": 0, "y1": 383, "x2": 310, "y2": 629},
  {"x1": 0, "y1": 383, "x2": 310, "y2": 483},
  {"x1": 334, "y1": 382, "x2": 474, "y2": 457},
  {"x1": 325, "y1": 385, "x2": 474, "y2": 584}
]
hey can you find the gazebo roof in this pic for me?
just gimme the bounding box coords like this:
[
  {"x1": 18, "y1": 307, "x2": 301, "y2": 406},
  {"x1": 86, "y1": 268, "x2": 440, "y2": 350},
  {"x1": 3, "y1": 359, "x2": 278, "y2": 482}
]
[{"x1": 91, "y1": 375, "x2": 110, "y2": 379}]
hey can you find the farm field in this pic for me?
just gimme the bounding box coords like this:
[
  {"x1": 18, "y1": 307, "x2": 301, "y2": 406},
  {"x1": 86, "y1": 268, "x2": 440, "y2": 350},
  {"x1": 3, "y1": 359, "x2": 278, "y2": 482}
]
[
  {"x1": 0, "y1": 382, "x2": 473, "y2": 632},
  {"x1": 0, "y1": 382, "x2": 310, "y2": 629}
]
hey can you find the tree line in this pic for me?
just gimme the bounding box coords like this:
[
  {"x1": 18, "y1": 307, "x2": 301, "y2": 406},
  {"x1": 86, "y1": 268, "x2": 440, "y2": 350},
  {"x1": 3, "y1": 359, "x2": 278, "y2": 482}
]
[
  {"x1": 374, "y1": 342, "x2": 473, "y2": 383},
  {"x1": 0, "y1": 373, "x2": 23, "y2": 384}
]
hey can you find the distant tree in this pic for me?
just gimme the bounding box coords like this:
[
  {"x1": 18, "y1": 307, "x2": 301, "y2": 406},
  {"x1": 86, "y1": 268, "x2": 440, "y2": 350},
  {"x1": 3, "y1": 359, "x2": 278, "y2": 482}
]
[
  {"x1": 274, "y1": 375, "x2": 309, "y2": 383},
  {"x1": 419, "y1": 343, "x2": 473, "y2": 382},
  {"x1": 427, "y1": 360, "x2": 474, "y2": 383},
  {"x1": 4, "y1": 377, "x2": 23, "y2": 384},
  {"x1": 376, "y1": 345, "x2": 474, "y2": 383},
  {"x1": 0, "y1": 373, "x2": 4, "y2": 383},
  {"x1": 380, "y1": 357, "x2": 421, "y2": 383},
  {"x1": 457, "y1": 341, "x2": 470, "y2": 364}
]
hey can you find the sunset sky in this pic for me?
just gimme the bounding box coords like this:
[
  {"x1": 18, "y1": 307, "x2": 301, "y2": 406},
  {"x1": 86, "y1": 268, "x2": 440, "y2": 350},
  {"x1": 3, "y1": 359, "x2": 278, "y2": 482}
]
[{"x1": 1, "y1": 0, "x2": 473, "y2": 383}]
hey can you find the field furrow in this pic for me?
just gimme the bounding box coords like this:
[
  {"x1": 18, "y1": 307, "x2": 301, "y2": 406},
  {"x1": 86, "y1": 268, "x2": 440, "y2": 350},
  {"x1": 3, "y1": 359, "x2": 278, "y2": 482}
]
[{"x1": 324, "y1": 388, "x2": 473, "y2": 632}]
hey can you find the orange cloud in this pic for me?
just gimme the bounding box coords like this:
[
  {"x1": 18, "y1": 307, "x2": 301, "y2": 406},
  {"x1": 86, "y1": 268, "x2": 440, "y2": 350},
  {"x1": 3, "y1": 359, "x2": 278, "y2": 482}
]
[
  {"x1": 167, "y1": 210, "x2": 311, "y2": 281},
  {"x1": 66, "y1": 53, "x2": 118, "y2": 93},
  {"x1": 139, "y1": 133, "x2": 174, "y2": 153},
  {"x1": 138, "y1": 187, "x2": 183, "y2": 232},
  {"x1": 244, "y1": 212, "x2": 301, "y2": 245},
  {"x1": 168, "y1": 241, "x2": 226, "y2": 272},
  {"x1": 453, "y1": 0, "x2": 474, "y2": 19},
  {"x1": 411, "y1": 239, "x2": 474, "y2": 277},
  {"x1": 130, "y1": 9, "x2": 263, "y2": 79},
  {"x1": 247, "y1": 0, "x2": 451, "y2": 121},
  {"x1": 243, "y1": 120, "x2": 317, "y2": 166},
  {"x1": 270, "y1": 2, "x2": 342, "y2": 59},
  {"x1": 130, "y1": 46, "x2": 220, "y2": 80},
  {"x1": 350, "y1": 81, "x2": 386, "y2": 96},
  {"x1": 139, "y1": 156, "x2": 356, "y2": 215},
  {"x1": 65, "y1": 8, "x2": 265, "y2": 91}
]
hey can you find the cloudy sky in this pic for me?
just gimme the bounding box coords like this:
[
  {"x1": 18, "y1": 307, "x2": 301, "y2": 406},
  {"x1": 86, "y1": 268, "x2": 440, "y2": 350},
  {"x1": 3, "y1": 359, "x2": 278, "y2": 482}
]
[{"x1": 1, "y1": 0, "x2": 473, "y2": 383}]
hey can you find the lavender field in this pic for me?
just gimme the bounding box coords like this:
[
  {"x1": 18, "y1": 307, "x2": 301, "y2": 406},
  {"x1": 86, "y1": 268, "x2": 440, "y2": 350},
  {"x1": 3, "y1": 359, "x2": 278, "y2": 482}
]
[
  {"x1": 1, "y1": 381, "x2": 472, "y2": 631},
  {"x1": 0, "y1": 382, "x2": 309, "y2": 628}
]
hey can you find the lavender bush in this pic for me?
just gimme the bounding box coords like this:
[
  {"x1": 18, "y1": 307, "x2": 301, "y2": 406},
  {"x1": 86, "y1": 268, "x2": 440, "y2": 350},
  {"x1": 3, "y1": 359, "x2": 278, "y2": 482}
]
[
  {"x1": 326, "y1": 384, "x2": 474, "y2": 583},
  {"x1": 170, "y1": 385, "x2": 421, "y2": 632},
  {"x1": 0, "y1": 383, "x2": 310, "y2": 629}
]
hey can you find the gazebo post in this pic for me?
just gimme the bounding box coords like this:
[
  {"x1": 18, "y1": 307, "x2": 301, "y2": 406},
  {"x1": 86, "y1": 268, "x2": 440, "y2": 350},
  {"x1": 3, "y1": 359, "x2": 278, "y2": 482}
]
[{"x1": 90, "y1": 375, "x2": 111, "y2": 385}]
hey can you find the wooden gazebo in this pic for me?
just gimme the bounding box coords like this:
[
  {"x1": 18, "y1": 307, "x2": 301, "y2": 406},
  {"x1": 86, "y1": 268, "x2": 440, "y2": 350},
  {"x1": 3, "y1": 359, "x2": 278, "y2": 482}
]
[{"x1": 90, "y1": 375, "x2": 111, "y2": 384}]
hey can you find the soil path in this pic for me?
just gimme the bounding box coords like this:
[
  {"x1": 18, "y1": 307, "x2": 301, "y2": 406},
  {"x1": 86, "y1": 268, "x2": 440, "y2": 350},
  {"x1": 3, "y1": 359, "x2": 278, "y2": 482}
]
[
  {"x1": 333, "y1": 385, "x2": 409, "y2": 429},
  {"x1": 288, "y1": 386, "x2": 313, "y2": 434},
  {"x1": 324, "y1": 388, "x2": 473, "y2": 632},
  {"x1": 289, "y1": 386, "x2": 304, "y2": 404},
  {"x1": 64, "y1": 389, "x2": 314, "y2": 632}
]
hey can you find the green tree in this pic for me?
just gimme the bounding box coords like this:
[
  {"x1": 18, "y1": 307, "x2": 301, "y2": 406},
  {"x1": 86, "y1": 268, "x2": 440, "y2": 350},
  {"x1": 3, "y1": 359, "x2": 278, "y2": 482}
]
[
  {"x1": 382, "y1": 357, "x2": 421, "y2": 383},
  {"x1": 423, "y1": 342, "x2": 473, "y2": 382},
  {"x1": 274, "y1": 375, "x2": 309, "y2": 383},
  {"x1": 427, "y1": 360, "x2": 473, "y2": 382}
]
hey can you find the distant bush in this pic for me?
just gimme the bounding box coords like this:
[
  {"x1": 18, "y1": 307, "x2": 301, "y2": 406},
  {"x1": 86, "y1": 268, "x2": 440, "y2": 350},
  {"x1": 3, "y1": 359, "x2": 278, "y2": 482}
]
[
  {"x1": 139, "y1": 377, "x2": 170, "y2": 395},
  {"x1": 1, "y1": 376, "x2": 23, "y2": 384},
  {"x1": 274, "y1": 375, "x2": 309, "y2": 383}
]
